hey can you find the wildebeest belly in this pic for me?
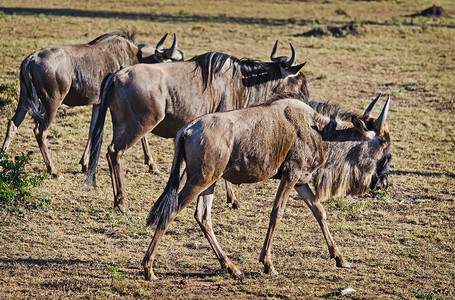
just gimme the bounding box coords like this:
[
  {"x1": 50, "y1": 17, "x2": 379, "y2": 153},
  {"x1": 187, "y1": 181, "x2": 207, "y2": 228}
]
[
  {"x1": 63, "y1": 81, "x2": 100, "y2": 106},
  {"x1": 152, "y1": 115, "x2": 196, "y2": 138},
  {"x1": 63, "y1": 90, "x2": 97, "y2": 106},
  {"x1": 222, "y1": 164, "x2": 281, "y2": 184},
  {"x1": 221, "y1": 145, "x2": 288, "y2": 184}
]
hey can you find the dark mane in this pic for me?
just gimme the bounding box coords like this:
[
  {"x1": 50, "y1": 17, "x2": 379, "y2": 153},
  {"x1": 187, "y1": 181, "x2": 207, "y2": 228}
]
[
  {"x1": 190, "y1": 52, "x2": 233, "y2": 90},
  {"x1": 88, "y1": 30, "x2": 138, "y2": 45},
  {"x1": 250, "y1": 93, "x2": 358, "y2": 121},
  {"x1": 190, "y1": 52, "x2": 283, "y2": 90},
  {"x1": 308, "y1": 100, "x2": 359, "y2": 121}
]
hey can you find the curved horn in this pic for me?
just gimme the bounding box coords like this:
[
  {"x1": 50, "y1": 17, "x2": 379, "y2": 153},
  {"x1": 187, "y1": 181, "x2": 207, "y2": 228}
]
[
  {"x1": 363, "y1": 94, "x2": 382, "y2": 119},
  {"x1": 164, "y1": 33, "x2": 178, "y2": 58},
  {"x1": 284, "y1": 43, "x2": 296, "y2": 67},
  {"x1": 270, "y1": 40, "x2": 279, "y2": 62},
  {"x1": 373, "y1": 95, "x2": 391, "y2": 131},
  {"x1": 155, "y1": 33, "x2": 168, "y2": 55}
]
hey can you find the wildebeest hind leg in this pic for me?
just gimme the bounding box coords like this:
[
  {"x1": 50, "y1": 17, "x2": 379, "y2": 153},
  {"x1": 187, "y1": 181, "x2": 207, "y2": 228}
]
[
  {"x1": 33, "y1": 117, "x2": 61, "y2": 178},
  {"x1": 195, "y1": 182, "x2": 242, "y2": 277},
  {"x1": 107, "y1": 145, "x2": 129, "y2": 214},
  {"x1": 259, "y1": 173, "x2": 299, "y2": 275},
  {"x1": 142, "y1": 179, "x2": 210, "y2": 280},
  {"x1": 294, "y1": 183, "x2": 351, "y2": 268},
  {"x1": 106, "y1": 146, "x2": 118, "y2": 200}
]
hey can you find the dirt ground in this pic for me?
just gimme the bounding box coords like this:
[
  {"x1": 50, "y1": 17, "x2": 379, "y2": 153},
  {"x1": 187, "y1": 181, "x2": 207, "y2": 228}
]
[{"x1": 0, "y1": 0, "x2": 454, "y2": 299}]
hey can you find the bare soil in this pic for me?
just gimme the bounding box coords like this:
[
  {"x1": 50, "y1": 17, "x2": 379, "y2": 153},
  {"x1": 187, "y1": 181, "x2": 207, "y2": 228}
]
[{"x1": 0, "y1": 0, "x2": 454, "y2": 299}]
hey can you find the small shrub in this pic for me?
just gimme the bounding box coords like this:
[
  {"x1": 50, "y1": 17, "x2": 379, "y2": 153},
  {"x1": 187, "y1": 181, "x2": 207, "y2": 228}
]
[
  {"x1": 0, "y1": 150, "x2": 47, "y2": 206},
  {"x1": 414, "y1": 289, "x2": 446, "y2": 300},
  {"x1": 373, "y1": 189, "x2": 387, "y2": 197},
  {"x1": 106, "y1": 261, "x2": 132, "y2": 283},
  {"x1": 335, "y1": 8, "x2": 349, "y2": 17}
]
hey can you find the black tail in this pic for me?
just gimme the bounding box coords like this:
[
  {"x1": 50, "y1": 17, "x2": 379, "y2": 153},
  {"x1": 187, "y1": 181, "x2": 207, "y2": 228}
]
[
  {"x1": 20, "y1": 58, "x2": 46, "y2": 126},
  {"x1": 86, "y1": 73, "x2": 116, "y2": 187},
  {"x1": 147, "y1": 132, "x2": 185, "y2": 230}
]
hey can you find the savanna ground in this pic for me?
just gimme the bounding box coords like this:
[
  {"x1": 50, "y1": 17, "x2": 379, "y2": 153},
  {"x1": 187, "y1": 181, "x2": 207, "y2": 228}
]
[{"x1": 0, "y1": 0, "x2": 454, "y2": 299}]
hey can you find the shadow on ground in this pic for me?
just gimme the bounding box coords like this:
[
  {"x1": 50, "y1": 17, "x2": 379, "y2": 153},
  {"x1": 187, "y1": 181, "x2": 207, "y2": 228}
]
[{"x1": 1, "y1": 7, "x2": 454, "y2": 28}]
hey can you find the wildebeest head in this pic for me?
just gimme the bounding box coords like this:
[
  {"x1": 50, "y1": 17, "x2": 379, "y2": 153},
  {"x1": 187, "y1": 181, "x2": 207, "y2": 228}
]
[
  {"x1": 360, "y1": 94, "x2": 391, "y2": 191},
  {"x1": 190, "y1": 41, "x2": 309, "y2": 105},
  {"x1": 310, "y1": 95, "x2": 392, "y2": 200},
  {"x1": 138, "y1": 33, "x2": 184, "y2": 63}
]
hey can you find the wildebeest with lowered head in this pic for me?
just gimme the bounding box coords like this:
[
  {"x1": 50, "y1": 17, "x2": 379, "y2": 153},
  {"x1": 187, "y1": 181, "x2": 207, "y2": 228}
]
[
  {"x1": 142, "y1": 95, "x2": 391, "y2": 280},
  {"x1": 1, "y1": 31, "x2": 183, "y2": 178},
  {"x1": 86, "y1": 42, "x2": 309, "y2": 214}
]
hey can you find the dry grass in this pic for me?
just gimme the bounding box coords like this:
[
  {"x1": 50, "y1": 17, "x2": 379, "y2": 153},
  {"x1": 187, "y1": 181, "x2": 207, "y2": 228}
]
[{"x1": 0, "y1": 0, "x2": 454, "y2": 299}]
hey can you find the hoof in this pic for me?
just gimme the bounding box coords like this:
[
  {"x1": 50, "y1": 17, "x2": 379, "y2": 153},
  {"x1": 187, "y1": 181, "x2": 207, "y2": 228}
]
[
  {"x1": 264, "y1": 264, "x2": 279, "y2": 276},
  {"x1": 149, "y1": 168, "x2": 160, "y2": 175},
  {"x1": 51, "y1": 172, "x2": 62, "y2": 178},
  {"x1": 336, "y1": 257, "x2": 351, "y2": 269},
  {"x1": 81, "y1": 165, "x2": 87, "y2": 173},
  {"x1": 231, "y1": 201, "x2": 244, "y2": 210},
  {"x1": 230, "y1": 269, "x2": 243, "y2": 278},
  {"x1": 116, "y1": 205, "x2": 130, "y2": 215},
  {"x1": 144, "y1": 269, "x2": 157, "y2": 281},
  {"x1": 226, "y1": 266, "x2": 243, "y2": 278}
]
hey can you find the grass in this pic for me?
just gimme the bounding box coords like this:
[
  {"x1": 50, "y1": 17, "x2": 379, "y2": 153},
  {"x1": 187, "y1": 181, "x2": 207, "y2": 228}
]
[{"x1": 0, "y1": 0, "x2": 454, "y2": 298}]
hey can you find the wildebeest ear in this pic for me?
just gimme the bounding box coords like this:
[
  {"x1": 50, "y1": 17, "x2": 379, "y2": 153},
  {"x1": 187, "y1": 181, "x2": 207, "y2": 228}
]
[
  {"x1": 351, "y1": 115, "x2": 369, "y2": 133},
  {"x1": 281, "y1": 62, "x2": 306, "y2": 77}
]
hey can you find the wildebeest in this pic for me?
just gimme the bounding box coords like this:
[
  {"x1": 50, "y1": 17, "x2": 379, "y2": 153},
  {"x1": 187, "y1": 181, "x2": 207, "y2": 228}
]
[
  {"x1": 1, "y1": 31, "x2": 183, "y2": 178},
  {"x1": 87, "y1": 42, "x2": 309, "y2": 213},
  {"x1": 142, "y1": 95, "x2": 391, "y2": 280}
]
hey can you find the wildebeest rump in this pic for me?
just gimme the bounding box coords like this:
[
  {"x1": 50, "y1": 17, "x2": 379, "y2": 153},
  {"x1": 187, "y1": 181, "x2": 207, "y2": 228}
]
[
  {"x1": 86, "y1": 43, "x2": 309, "y2": 213},
  {"x1": 1, "y1": 31, "x2": 183, "y2": 178},
  {"x1": 142, "y1": 95, "x2": 391, "y2": 280}
]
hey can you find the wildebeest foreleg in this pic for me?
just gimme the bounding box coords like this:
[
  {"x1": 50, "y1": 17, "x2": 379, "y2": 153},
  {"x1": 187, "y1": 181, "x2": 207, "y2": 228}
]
[
  {"x1": 294, "y1": 183, "x2": 351, "y2": 268},
  {"x1": 195, "y1": 183, "x2": 242, "y2": 276},
  {"x1": 79, "y1": 104, "x2": 100, "y2": 172},
  {"x1": 2, "y1": 106, "x2": 27, "y2": 152},
  {"x1": 225, "y1": 180, "x2": 243, "y2": 209},
  {"x1": 142, "y1": 179, "x2": 212, "y2": 280},
  {"x1": 259, "y1": 173, "x2": 299, "y2": 275},
  {"x1": 141, "y1": 135, "x2": 160, "y2": 174}
]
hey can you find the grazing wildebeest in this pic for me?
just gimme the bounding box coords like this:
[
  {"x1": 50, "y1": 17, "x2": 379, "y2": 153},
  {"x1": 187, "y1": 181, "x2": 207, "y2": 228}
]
[
  {"x1": 87, "y1": 42, "x2": 309, "y2": 213},
  {"x1": 1, "y1": 31, "x2": 183, "y2": 178},
  {"x1": 142, "y1": 95, "x2": 391, "y2": 280}
]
